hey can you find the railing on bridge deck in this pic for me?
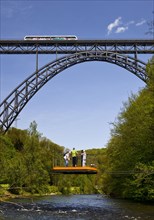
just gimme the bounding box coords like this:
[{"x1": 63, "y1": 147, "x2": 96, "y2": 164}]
[
  {"x1": 52, "y1": 153, "x2": 98, "y2": 168},
  {"x1": 52, "y1": 153, "x2": 98, "y2": 174}
]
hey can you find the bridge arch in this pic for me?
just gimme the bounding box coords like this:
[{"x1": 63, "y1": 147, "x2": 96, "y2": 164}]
[{"x1": 0, "y1": 51, "x2": 147, "y2": 132}]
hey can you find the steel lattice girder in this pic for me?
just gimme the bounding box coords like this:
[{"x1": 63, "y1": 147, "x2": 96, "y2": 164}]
[
  {"x1": 0, "y1": 39, "x2": 153, "y2": 54},
  {"x1": 0, "y1": 51, "x2": 147, "y2": 133}
]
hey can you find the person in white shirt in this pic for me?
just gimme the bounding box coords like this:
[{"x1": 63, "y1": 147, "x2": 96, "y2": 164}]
[
  {"x1": 81, "y1": 150, "x2": 86, "y2": 167},
  {"x1": 64, "y1": 152, "x2": 70, "y2": 167}
]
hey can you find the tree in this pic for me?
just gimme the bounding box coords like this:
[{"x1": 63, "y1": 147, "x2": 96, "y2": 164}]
[
  {"x1": 28, "y1": 120, "x2": 42, "y2": 138},
  {"x1": 0, "y1": 135, "x2": 15, "y2": 183},
  {"x1": 101, "y1": 56, "x2": 154, "y2": 201}
]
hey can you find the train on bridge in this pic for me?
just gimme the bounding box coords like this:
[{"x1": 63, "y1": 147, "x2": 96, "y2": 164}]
[{"x1": 24, "y1": 35, "x2": 78, "y2": 41}]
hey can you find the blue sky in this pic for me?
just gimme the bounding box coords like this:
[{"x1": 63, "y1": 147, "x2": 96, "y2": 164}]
[{"x1": 0, "y1": 0, "x2": 153, "y2": 150}]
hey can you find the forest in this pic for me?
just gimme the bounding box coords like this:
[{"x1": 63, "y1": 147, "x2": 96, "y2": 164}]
[{"x1": 0, "y1": 57, "x2": 154, "y2": 202}]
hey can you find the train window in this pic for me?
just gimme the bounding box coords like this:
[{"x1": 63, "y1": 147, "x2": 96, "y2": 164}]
[{"x1": 24, "y1": 35, "x2": 78, "y2": 40}]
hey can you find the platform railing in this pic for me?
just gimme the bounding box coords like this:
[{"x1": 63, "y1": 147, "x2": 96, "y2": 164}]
[{"x1": 52, "y1": 153, "x2": 98, "y2": 168}]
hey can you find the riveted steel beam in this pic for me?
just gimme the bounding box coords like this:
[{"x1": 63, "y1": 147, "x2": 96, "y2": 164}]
[{"x1": 0, "y1": 39, "x2": 153, "y2": 54}]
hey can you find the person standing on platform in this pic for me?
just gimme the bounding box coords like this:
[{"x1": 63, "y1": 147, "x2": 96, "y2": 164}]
[
  {"x1": 64, "y1": 151, "x2": 70, "y2": 167},
  {"x1": 82, "y1": 150, "x2": 86, "y2": 167},
  {"x1": 71, "y1": 148, "x2": 78, "y2": 167},
  {"x1": 81, "y1": 150, "x2": 84, "y2": 166}
]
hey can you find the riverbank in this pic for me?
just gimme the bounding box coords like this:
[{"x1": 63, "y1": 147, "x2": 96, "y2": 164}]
[
  {"x1": 0, "y1": 192, "x2": 60, "y2": 202},
  {"x1": 0, "y1": 184, "x2": 61, "y2": 202},
  {"x1": 0, "y1": 184, "x2": 100, "y2": 202},
  {"x1": 1, "y1": 184, "x2": 153, "y2": 205}
]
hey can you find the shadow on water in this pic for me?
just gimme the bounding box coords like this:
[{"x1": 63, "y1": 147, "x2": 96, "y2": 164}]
[{"x1": 0, "y1": 195, "x2": 154, "y2": 220}]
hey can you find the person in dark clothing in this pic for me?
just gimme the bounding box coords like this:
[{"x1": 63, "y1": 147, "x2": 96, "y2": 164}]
[
  {"x1": 81, "y1": 150, "x2": 84, "y2": 166},
  {"x1": 71, "y1": 148, "x2": 78, "y2": 167}
]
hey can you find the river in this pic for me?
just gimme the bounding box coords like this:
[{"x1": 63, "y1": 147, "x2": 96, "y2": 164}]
[{"x1": 0, "y1": 194, "x2": 153, "y2": 220}]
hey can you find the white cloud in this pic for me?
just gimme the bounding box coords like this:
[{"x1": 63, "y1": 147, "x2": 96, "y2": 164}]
[
  {"x1": 106, "y1": 17, "x2": 146, "y2": 35},
  {"x1": 107, "y1": 17, "x2": 122, "y2": 35},
  {"x1": 136, "y1": 19, "x2": 146, "y2": 26},
  {"x1": 115, "y1": 26, "x2": 128, "y2": 33},
  {"x1": 126, "y1": 20, "x2": 135, "y2": 26}
]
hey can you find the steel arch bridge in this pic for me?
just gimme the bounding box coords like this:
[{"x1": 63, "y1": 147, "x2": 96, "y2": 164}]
[{"x1": 0, "y1": 39, "x2": 153, "y2": 133}]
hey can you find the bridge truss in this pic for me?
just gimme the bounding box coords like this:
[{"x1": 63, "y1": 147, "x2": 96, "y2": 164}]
[
  {"x1": 0, "y1": 39, "x2": 153, "y2": 54},
  {"x1": 0, "y1": 39, "x2": 154, "y2": 132}
]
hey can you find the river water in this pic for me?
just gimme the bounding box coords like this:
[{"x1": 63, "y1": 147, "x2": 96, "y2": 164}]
[{"x1": 0, "y1": 194, "x2": 153, "y2": 220}]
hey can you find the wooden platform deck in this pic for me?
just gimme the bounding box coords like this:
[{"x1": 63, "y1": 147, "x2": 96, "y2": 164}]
[{"x1": 52, "y1": 166, "x2": 97, "y2": 174}]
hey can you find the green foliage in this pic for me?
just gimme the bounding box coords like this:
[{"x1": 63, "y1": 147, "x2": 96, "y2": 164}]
[
  {"x1": 47, "y1": 185, "x2": 59, "y2": 194},
  {"x1": 0, "y1": 135, "x2": 16, "y2": 183},
  {"x1": 122, "y1": 162, "x2": 154, "y2": 201},
  {"x1": 101, "y1": 57, "x2": 154, "y2": 202},
  {"x1": 7, "y1": 128, "x2": 27, "y2": 151},
  {"x1": 0, "y1": 124, "x2": 63, "y2": 195}
]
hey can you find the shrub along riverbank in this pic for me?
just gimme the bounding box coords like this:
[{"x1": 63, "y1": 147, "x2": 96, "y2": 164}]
[{"x1": 0, "y1": 183, "x2": 100, "y2": 201}]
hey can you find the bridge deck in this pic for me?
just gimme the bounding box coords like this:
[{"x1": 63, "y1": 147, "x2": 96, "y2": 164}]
[
  {"x1": 0, "y1": 39, "x2": 153, "y2": 54},
  {"x1": 52, "y1": 166, "x2": 97, "y2": 174}
]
